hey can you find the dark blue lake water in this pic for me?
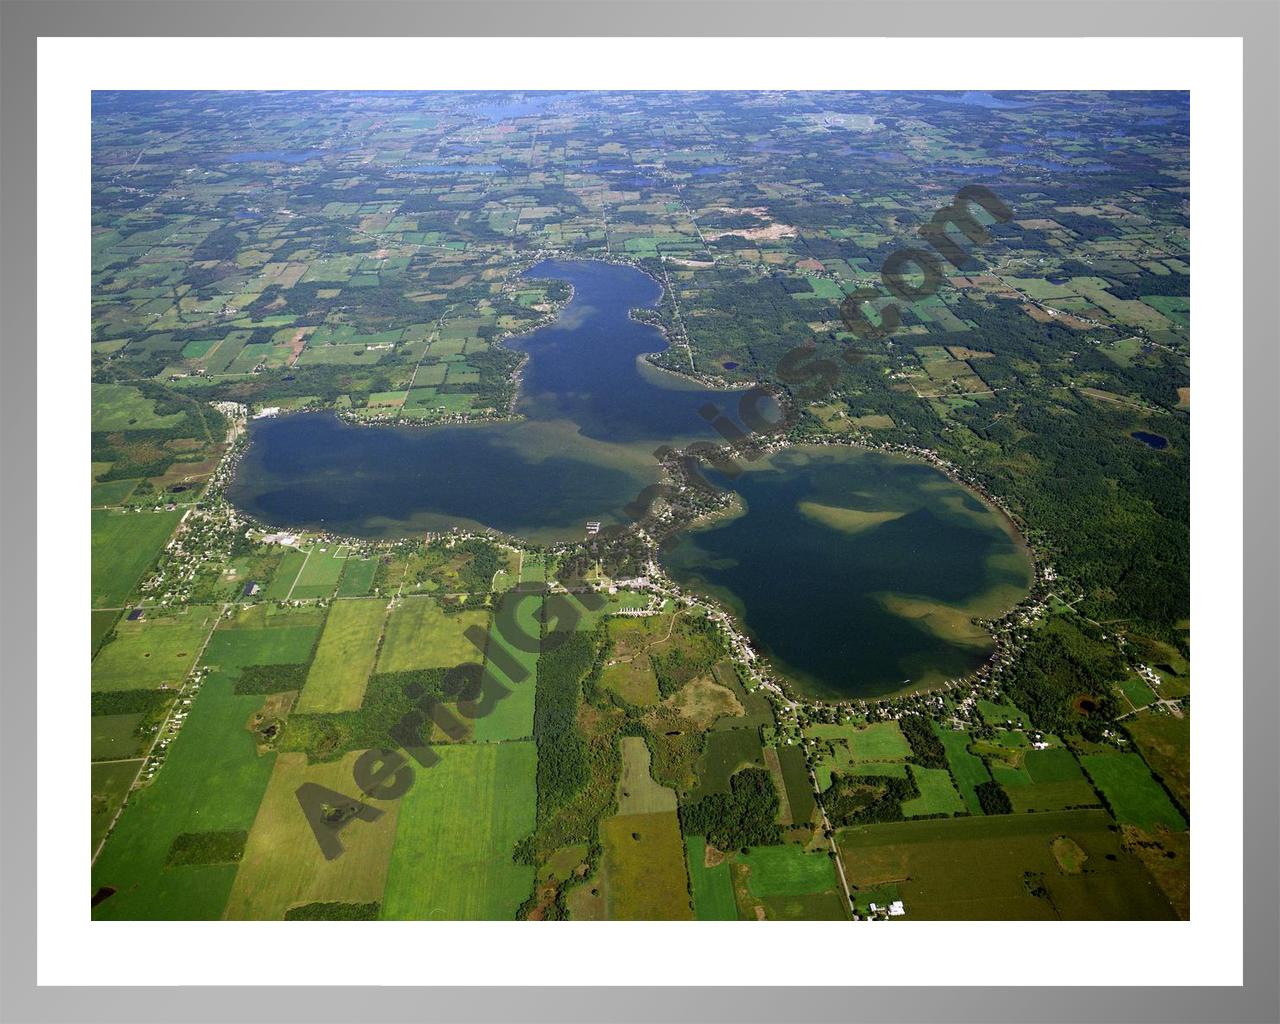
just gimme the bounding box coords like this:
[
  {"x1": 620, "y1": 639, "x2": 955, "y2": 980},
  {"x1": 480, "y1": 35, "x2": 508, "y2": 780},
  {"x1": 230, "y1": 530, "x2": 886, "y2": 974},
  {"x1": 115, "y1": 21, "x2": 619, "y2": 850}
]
[{"x1": 663, "y1": 447, "x2": 1032, "y2": 698}]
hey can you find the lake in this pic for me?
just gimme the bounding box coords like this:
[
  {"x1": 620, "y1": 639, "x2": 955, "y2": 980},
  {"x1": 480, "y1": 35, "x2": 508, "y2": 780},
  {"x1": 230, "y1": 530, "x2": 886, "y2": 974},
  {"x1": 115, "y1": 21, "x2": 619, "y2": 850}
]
[
  {"x1": 1130, "y1": 430, "x2": 1169, "y2": 450},
  {"x1": 661, "y1": 446, "x2": 1033, "y2": 699},
  {"x1": 228, "y1": 259, "x2": 1032, "y2": 699},
  {"x1": 229, "y1": 260, "x2": 746, "y2": 542}
]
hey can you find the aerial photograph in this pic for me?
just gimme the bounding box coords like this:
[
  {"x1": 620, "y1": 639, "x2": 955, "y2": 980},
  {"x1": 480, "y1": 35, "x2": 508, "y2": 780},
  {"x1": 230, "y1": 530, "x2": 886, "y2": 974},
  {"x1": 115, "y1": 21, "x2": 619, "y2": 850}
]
[{"x1": 89, "y1": 90, "x2": 1190, "y2": 922}]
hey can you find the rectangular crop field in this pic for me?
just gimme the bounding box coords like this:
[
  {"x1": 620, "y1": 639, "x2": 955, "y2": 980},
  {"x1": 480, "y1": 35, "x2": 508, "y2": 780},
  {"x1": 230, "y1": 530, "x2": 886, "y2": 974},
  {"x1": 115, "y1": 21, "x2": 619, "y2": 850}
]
[
  {"x1": 336, "y1": 557, "x2": 378, "y2": 597},
  {"x1": 901, "y1": 765, "x2": 965, "y2": 817},
  {"x1": 849, "y1": 721, "x2": 911, "y2": 762},
  {"x1": 1005, "y1": 746, "x2": 1101, "y2": 813},
  {"x1": 1124, "y1": 712, "x2": 1189, "y2": 814},
  {"x1": 762, "y1": 747, "x2": 793, "y2": 824},
  {"x1": 223, "y1": 751, "x2": 401, "y2": 920},
  {"x1": 733, "y1": 844, "x2": 848, "y2": 920},
  {"x1": 685, "y1": 836, "x2": 737, "y2": 920},
  {"x1": 1079, "y1": 753, "x2": 1187, "y2": 832},
  {"x1": 381, "y1": 741, "x2": 537, "y2": 920},
  {"x1": 1118, "y1": 675, "x2": 1158, "y2": 710},
  {"x1": 376, "y1": 597, "x2": 488, "y2": 674},
  {"x1": 296, "y1": 600, "x2": 387, "y2": 713},
  {"x1": 288, "y1": 546, "x2": 348, "y2": 599},
  {"x1": 92, "y1": 606, "x2": 217, "y2": 692},
  {"x1": 935, "y1": 725, "x2": 991, "y2": 815},
  {"x1": 92, "y1": 713, "x2": 146, "y2": 761},
  {"x1": 776, "y1": 743, "x2": 816, "y2": 825},
  {"x1": 518, "y1": 551, "x2": 545, "y2": 583},
  {"x1": 92, "y1": 478, "x2": 141, "y2": 507},
  {"x1": 91, "y1": 509, "x2": 182, "y2": 607},
  {"x1": 91, "y1": 609, "x2": 121, "y2": 653},
  {"x1": 741, "y1": 844, "x2": 841, "y2": 899},
  {"x1": 838, "y1": 810, "x2": 1176, "y2": 920},
  {"x1": 204, "y1": 608, "x2": 323, "y2": 671},
  {"x1": 470, "y1": 590, "x2": 541, "y2": 742},
  {"x1": 601, "y1": 810, "x2": 693, "y2": 920},
  {"x1": 92, "y1": 759, "x2": 142, "y2": 852},
  {"x1": 262, "y1": 547, "x2": 309, "y2": 600}
]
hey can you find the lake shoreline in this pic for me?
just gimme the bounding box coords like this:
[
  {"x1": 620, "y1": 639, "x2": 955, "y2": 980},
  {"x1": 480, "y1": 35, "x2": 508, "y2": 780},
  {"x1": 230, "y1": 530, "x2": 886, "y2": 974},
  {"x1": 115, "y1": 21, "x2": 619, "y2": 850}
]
[{"x1": 221, "y1": 256, "x2": 1044, "y2": 706}]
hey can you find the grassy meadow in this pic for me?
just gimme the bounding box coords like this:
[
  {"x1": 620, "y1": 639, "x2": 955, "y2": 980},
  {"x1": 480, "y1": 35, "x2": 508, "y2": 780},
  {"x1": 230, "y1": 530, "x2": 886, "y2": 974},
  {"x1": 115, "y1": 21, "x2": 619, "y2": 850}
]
[{"x1": 381, "y1": 741, "x2": 537, "y2": 920}]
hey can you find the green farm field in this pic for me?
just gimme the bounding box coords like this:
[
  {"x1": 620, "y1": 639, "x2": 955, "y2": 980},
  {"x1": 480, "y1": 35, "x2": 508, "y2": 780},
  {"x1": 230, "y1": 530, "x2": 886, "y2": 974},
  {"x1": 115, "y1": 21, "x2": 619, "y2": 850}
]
[
  {"x1": 839, "y1": 810, "x2": 1176, "y2": 920},
  {"x1": 600, "y1": 810, "x2": 693, "y2": 920},
  {"x1": 733, "y1": 844, "x2": 848, "y2": 920},
  {"x1": 203, "y1": 610, "x2": 322, "y2": 671},
  {"x1": 92, "y1": 477, "x2": 141, "y2": 507},
  {"x1": 296, "y1": 600, "x2": 387, "y2": 713},
  {"x1": 91, "y1": 606, "x2": 218, "y2": 692},
  {"x1": 1079, "y1": 753, "x2": 1187, "y2": 832},
  {"x1": 935, "y1": 724, "x2": 991, "y2": 815},
  {"x1": 381, "y1": 741, "x2": 537, "y2": 920},
  {"x1": 91, "y1": 609, "x2": 121, "y2": 653},
  {"x1": 262, "y1": 547, "x2": 309, "y2": 600},
  {"x1": 1124, "y1": 711, "x2": 1190, "y2": 814},
  {"x1": 288, "y1": 546, "x2": 348, "y2": 600},
  {"x1": 849, "y1": 721, "x2": 911, "y2": 761},
  {"x1": 223, "y1": 751, "x2": 400, "y2": 920},
  {"x1": 901, "y1": 765, "x2": 965, "y2": 817},
  {"x1": 1118, "y1": 675, "x2": 1158, "y2": 710},
  {"x1": 1004, "y1": 747, "x2": 1101, "y2": 814},
  {"x1": 689, "y1": 728, "x2": 766, "y2": 801},
  {"x1": 741, "y1": 843, "x2": 840, "y2": 898},
  {"x1": 336, "y1": 557, "x2": 378, "y2": 597},
  {"x1": 470, "y1": 590, "x2": 541, "y2": 742},
  {"x1": 377, "y1": 597, "x2": 488, "y2": 674},
  {"x1": 91, "y1": 670, "x2": 278, "y2": 919},
  {"x1": 685, "y1": 835, "x2": 737, "y2": 920},
  {"x1": 92, "y1": 759, "x2": 143, "y2": 852},
  {"x1": 92, "y1": 713, "x2": 146, "y2": 761},
  {"x1": 91, "y1": 509, "x2": 183, "y2": 608},
  {"x1": 91, "y1": 383, "x2": 186, "y2": 432},
  {"x1": 776, "y1": 743, "x2": 816, "y2": 825},
  {"x1": 762, "y1": 747, "x2": 793, "y2": 825}
]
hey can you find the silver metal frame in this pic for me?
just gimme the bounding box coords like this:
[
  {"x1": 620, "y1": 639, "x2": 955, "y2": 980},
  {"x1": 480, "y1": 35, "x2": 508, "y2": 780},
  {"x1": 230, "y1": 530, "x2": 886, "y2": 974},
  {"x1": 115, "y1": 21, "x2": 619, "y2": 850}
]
[{"x1": 1, "y1": 2, "x2": 1275, "y2": 1020}]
